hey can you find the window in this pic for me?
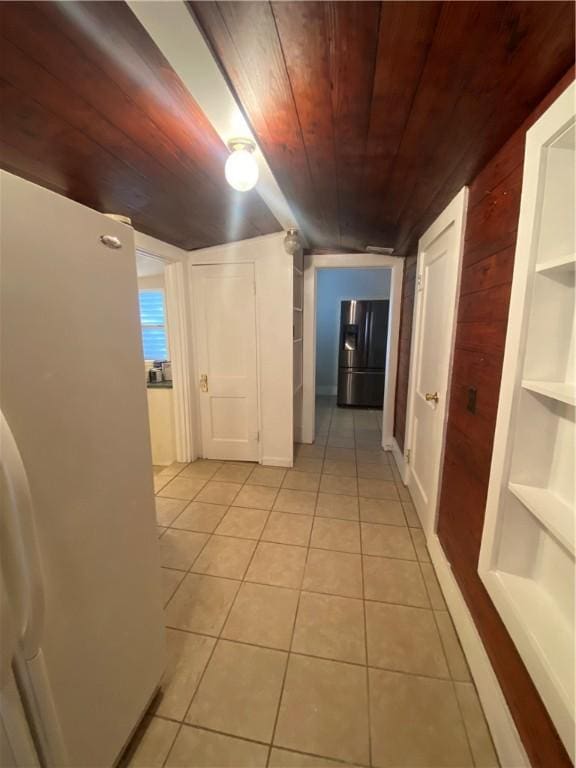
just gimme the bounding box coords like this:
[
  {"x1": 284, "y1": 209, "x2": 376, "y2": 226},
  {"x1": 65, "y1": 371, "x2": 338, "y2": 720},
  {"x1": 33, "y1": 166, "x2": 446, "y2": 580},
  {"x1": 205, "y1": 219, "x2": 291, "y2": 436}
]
[{"x1": 139, "y1": 290, "x2": 168, "y2": 360}]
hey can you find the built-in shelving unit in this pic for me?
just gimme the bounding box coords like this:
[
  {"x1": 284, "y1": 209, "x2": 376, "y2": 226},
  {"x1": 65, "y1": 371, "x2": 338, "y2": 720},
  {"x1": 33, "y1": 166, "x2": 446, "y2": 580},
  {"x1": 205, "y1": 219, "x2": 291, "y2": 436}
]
[
  {"x1": 479, "y1": 82, "x2": 575, "y2": 759},
  {"x1": 293, "y1": 249, "x2": 304, "y2": 443}
]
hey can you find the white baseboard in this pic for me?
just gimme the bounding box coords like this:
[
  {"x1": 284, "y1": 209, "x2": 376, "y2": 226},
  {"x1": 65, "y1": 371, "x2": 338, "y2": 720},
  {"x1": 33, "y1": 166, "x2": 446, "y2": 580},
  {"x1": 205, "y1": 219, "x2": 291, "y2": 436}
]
[
  {"x1": 262, "y1": 456, "x2": 293, "y2": 468},
  {"x1": 427, "y1": 534, "x2": 529, "y2": 768},
  {"x1": 381, "y1": 433, "x2": 394, "y2": 451},
  {"x1": 315, "y1": 385, "x2": 337, "y2": 396},
  {"x1": 390, "y1": 436, "x2": 408, "y2": 484}
]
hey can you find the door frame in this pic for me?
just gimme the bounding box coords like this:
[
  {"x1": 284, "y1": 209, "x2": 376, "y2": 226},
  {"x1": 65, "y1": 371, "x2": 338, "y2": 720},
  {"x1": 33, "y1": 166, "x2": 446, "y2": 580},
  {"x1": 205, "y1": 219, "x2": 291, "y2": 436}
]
[
  {"x1": 404, "y1": 187, "x2": 468, "y2": 537},
  {"x1": 301, "y1": 253, "x2": 403, "y2": 447},
  {"x1": 135, "y1": 232, "x2": 195, "y2": 463},
  {"x1": 190, "y1": 261, "x2": 260, "y2": 462}
]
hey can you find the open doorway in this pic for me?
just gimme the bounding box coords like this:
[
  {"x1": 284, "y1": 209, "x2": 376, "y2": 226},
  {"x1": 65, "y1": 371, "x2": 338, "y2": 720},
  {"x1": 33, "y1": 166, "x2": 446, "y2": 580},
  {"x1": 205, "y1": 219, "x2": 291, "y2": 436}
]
[
  {"x1": 300, "y1": 254, "x2": 403, "y2": 448},
  {"x1": 316, "y1": 268, "x2": 391, "y2": 407},
  {"x1": 136, "y1": 252, "x2": 176, "y2": 469}
]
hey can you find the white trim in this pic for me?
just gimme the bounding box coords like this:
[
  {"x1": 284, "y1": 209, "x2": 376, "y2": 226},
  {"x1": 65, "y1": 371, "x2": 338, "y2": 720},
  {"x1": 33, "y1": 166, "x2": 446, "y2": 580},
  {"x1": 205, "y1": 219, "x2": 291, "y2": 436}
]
[
  {"x1": 135, "y1": 230, "x2": 187, "y2": 263},
  {"x1": 126, "y1": 1, "x2": 300, "y2": 237},
  {"x1": 301, "y1": 253, "x2": 403, "y2": 445},
  {"x1": 404, "y1": 187, "x2": 468, "y2": 537},
  {"x1": 301, "y1": 257, "x2": 318, "y2": 444},
  {"x1": 164, "y1": 262, "x2": 195, "y2": 462},
  {"x1": 382, "y1": 259, "x2": 403, "y2": 449},
  {"x1": 135, "y1": 235, "x2": 196, "y2": 464},
  {"x1": 186, "y1": 231, "x2": 285, "y2": 261},
  {"x1": 389, "y1": 436, "x2": 408, "y2": 485},
  {"x1": 261, "y1": 456, "x2": 292, "y2": 468},
  {"x1": 427, "y1": 535, "x2": 530, "y2": 768},
  {"x1": 187, "y1": 233, "x2": 292, "y2": 465}
]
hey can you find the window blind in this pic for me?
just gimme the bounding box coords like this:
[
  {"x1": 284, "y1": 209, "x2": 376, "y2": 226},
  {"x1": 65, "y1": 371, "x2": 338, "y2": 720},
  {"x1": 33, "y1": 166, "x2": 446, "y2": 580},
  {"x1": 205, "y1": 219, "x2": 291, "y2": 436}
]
[{"x1": 139, "y1": 290, "x2": 168, "y2": 360}]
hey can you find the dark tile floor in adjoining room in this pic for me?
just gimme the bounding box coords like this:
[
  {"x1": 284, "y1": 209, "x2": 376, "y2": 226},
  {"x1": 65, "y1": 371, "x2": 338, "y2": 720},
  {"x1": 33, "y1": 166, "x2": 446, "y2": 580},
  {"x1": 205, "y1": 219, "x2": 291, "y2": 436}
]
[{"x1": 125, "y1": 397, "x2": 498, "y2": 768}]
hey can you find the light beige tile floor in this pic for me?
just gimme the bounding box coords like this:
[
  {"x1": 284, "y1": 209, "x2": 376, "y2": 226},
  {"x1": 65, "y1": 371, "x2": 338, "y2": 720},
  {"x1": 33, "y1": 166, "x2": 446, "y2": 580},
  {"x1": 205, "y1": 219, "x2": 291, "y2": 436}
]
[{"x1": 128, "y1": 399, "x2": 498, "y2": 768}]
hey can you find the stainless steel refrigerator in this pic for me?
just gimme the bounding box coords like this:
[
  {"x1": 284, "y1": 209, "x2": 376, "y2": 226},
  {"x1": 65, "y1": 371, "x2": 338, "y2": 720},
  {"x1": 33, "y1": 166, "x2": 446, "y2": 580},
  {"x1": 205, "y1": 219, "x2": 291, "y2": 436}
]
[{"x1": 337, "y1": 300, "x2": 389, "y2": 408}]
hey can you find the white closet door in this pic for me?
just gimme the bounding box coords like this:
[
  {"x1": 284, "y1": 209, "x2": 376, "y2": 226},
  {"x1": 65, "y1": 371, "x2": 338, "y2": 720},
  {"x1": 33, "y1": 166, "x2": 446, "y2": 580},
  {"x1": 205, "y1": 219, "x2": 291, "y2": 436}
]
[
  {"x1": 406, "y1": 188, "x2": 468, "y2": 536},
  {"x1": 192, "y1": 263, "x2": 259, "y2": 461}
]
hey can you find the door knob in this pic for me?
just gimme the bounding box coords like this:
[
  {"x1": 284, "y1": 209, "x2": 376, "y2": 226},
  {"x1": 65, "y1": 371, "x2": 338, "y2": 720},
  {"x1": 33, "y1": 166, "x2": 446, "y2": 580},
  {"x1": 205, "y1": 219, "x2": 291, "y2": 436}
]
[
  {"x1": 200, "y1": 374, "x2": 208, "y2": 393},
  {"x1": 425, "y1": 392, "x2": 439, "y2": 404}
]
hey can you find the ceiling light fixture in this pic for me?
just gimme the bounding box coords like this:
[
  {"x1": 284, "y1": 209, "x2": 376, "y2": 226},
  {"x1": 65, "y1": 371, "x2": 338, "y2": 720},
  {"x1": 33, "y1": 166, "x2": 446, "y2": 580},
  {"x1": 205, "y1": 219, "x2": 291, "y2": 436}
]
[
  {"x1": 284, "y1": 228, "x2": 301, "y2": 255},
  {"x1": 225, "y1": 138, "x2": 259, "y2": 192}
]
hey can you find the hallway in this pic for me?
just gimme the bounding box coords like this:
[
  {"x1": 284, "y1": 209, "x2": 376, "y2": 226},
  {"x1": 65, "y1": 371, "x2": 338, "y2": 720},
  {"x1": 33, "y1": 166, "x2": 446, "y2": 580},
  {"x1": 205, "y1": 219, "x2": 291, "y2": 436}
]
[{"x1": 129, "y1": 398, "x2": 498, "y2": 767}]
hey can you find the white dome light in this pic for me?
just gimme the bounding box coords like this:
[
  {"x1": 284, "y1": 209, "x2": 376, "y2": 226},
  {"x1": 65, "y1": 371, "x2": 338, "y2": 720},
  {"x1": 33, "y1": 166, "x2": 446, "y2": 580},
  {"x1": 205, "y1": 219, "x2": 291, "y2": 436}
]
[{"x1": 225, "y1": 139, "x2": 259, "y2": 192}]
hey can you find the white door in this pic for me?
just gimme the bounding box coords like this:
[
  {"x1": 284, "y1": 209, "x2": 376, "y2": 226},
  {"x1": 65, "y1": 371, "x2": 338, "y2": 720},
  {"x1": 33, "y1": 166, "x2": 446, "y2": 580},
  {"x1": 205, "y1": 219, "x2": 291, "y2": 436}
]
[
  {"x1": 193, "y1": 263, "x2": 259, "y2": 461},
  {"x1": 406, "y1": 188, "x2": 468, "y2": 536}
]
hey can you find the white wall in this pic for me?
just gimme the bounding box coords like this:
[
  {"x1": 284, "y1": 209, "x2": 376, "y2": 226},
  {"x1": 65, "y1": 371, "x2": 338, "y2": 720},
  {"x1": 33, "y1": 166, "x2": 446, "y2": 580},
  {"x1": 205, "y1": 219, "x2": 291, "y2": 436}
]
[
  {"x1": 315, "y1": 268, "x2": 391, "y2": 395},
  {"x1": 146, "y1": 388, "x2": 175, "y2": 466},
  {"x1": 188, "y1": 233, "x2": 294, "y2": 466},
  {"x1": 137, "y1": 275, "x2": 165, "y2": 290}
]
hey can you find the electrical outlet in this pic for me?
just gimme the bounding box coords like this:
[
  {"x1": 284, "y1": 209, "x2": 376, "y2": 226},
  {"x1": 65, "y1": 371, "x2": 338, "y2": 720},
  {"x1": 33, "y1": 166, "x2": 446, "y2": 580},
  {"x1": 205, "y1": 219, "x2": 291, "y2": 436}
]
[{"x1": 467, "y1": 386, "x2": 477, "y2": 414}]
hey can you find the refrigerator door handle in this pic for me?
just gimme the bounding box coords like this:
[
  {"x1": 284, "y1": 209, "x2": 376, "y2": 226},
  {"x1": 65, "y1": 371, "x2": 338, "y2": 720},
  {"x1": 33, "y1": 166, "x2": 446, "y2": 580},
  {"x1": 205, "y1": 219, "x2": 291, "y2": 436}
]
[
  {"x1": 0, "y1": 568, "x2": 17, "y2": 689},
  {"x1": 0, "y1": 411, "x2": 45, "y2": 661}
]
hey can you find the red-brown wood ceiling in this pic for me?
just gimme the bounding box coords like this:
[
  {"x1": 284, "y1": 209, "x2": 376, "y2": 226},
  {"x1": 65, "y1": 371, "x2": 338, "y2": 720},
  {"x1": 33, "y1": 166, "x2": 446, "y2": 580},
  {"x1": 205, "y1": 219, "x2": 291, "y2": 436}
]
[
  {"x1": 190, "y1": 0, "x2": 575, "y2": 253},
  {"x1": 1, "y1": 1, "x2": 574, "y2": 252},
  {"x1": 0, "y1": 1, "x2": 281, "y2": 250}
]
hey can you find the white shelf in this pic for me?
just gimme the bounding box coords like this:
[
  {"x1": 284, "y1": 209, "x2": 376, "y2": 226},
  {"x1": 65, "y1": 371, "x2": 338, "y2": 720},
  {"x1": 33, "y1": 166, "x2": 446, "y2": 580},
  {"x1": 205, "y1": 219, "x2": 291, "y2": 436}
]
[
  {"x1": 521, "y1": 379, "x2": 575, "y2": 406},
  {"x1": 535, "y1": 252, "x2": 576, "y2": 274},
  {"x1": 509, "y1": 482, "x2": 574, "y2": 554},
  {"x1": 495, "y1": 571, "x2": 574, "y2": 710}
]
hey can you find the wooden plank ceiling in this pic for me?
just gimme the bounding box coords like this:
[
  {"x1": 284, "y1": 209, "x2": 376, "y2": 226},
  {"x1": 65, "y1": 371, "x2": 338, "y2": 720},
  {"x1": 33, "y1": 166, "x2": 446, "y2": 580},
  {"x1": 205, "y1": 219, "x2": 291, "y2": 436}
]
[
  {"x1": 1, "y1": 2, "x2": 574, "y2": 253},
  {"x1": 190, "y1": 0, "x2": 575, "y2": 254},
  {"x1": 0, "y1": 1, "x2": 281, "y2": 250}
]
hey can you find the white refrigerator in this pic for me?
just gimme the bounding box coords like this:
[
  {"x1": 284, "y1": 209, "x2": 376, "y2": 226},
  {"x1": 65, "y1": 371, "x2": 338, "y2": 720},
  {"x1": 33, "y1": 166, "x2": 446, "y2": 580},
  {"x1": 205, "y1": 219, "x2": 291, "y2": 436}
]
[{"x1": 0, "y1": 171, "x2": 165, "y2": 766}]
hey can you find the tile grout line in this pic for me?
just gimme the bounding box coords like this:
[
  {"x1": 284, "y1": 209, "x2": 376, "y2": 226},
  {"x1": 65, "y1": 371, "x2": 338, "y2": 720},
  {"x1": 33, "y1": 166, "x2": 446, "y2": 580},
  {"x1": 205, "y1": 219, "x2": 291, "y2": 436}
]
[
  {"x1": 156, "y1": 401, "x2": 474, "y2": 767},
  {"x1": 355, "y1": 414, "x2": 374, "y2": 768},
  {"x1": 265, "y1": 410, "x2": 329, "y2": 767},
  {"x1": 265, "y1": 400, "x2": 331, "y2": 765},
  {"x1": 160, "y1": 467, "x2": 276, "y2": 766},
  {"x1": 155, "y1": 718, "x2": 371, "y2": 768},
  {"x1": 158, "y1": 628, "x2": 461, "y2": 683},
  {"x1": 389, "y1": 450, "x2": 479, "y2": 766}
]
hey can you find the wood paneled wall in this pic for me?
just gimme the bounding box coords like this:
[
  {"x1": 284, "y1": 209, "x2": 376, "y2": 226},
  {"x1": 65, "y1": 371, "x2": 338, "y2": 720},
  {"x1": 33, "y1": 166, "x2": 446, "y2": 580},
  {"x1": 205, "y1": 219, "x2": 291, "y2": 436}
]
[
  {"x1": 393, "y1": 255, "x2": 417, "y2": 451},
  {"x1": 435, "y1": 68, "x2": 574, "y2": 767}
]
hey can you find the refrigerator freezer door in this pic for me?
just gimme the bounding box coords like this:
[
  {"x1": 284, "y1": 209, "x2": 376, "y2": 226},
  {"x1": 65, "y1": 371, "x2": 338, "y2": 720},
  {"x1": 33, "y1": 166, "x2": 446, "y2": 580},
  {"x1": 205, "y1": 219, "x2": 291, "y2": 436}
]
[
  {"x1": 337, "y1": 370, "x2": 385, "y2": 408},
  {"x1": 0, "y1": 172, "x2": 165, "y2": 767}
]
